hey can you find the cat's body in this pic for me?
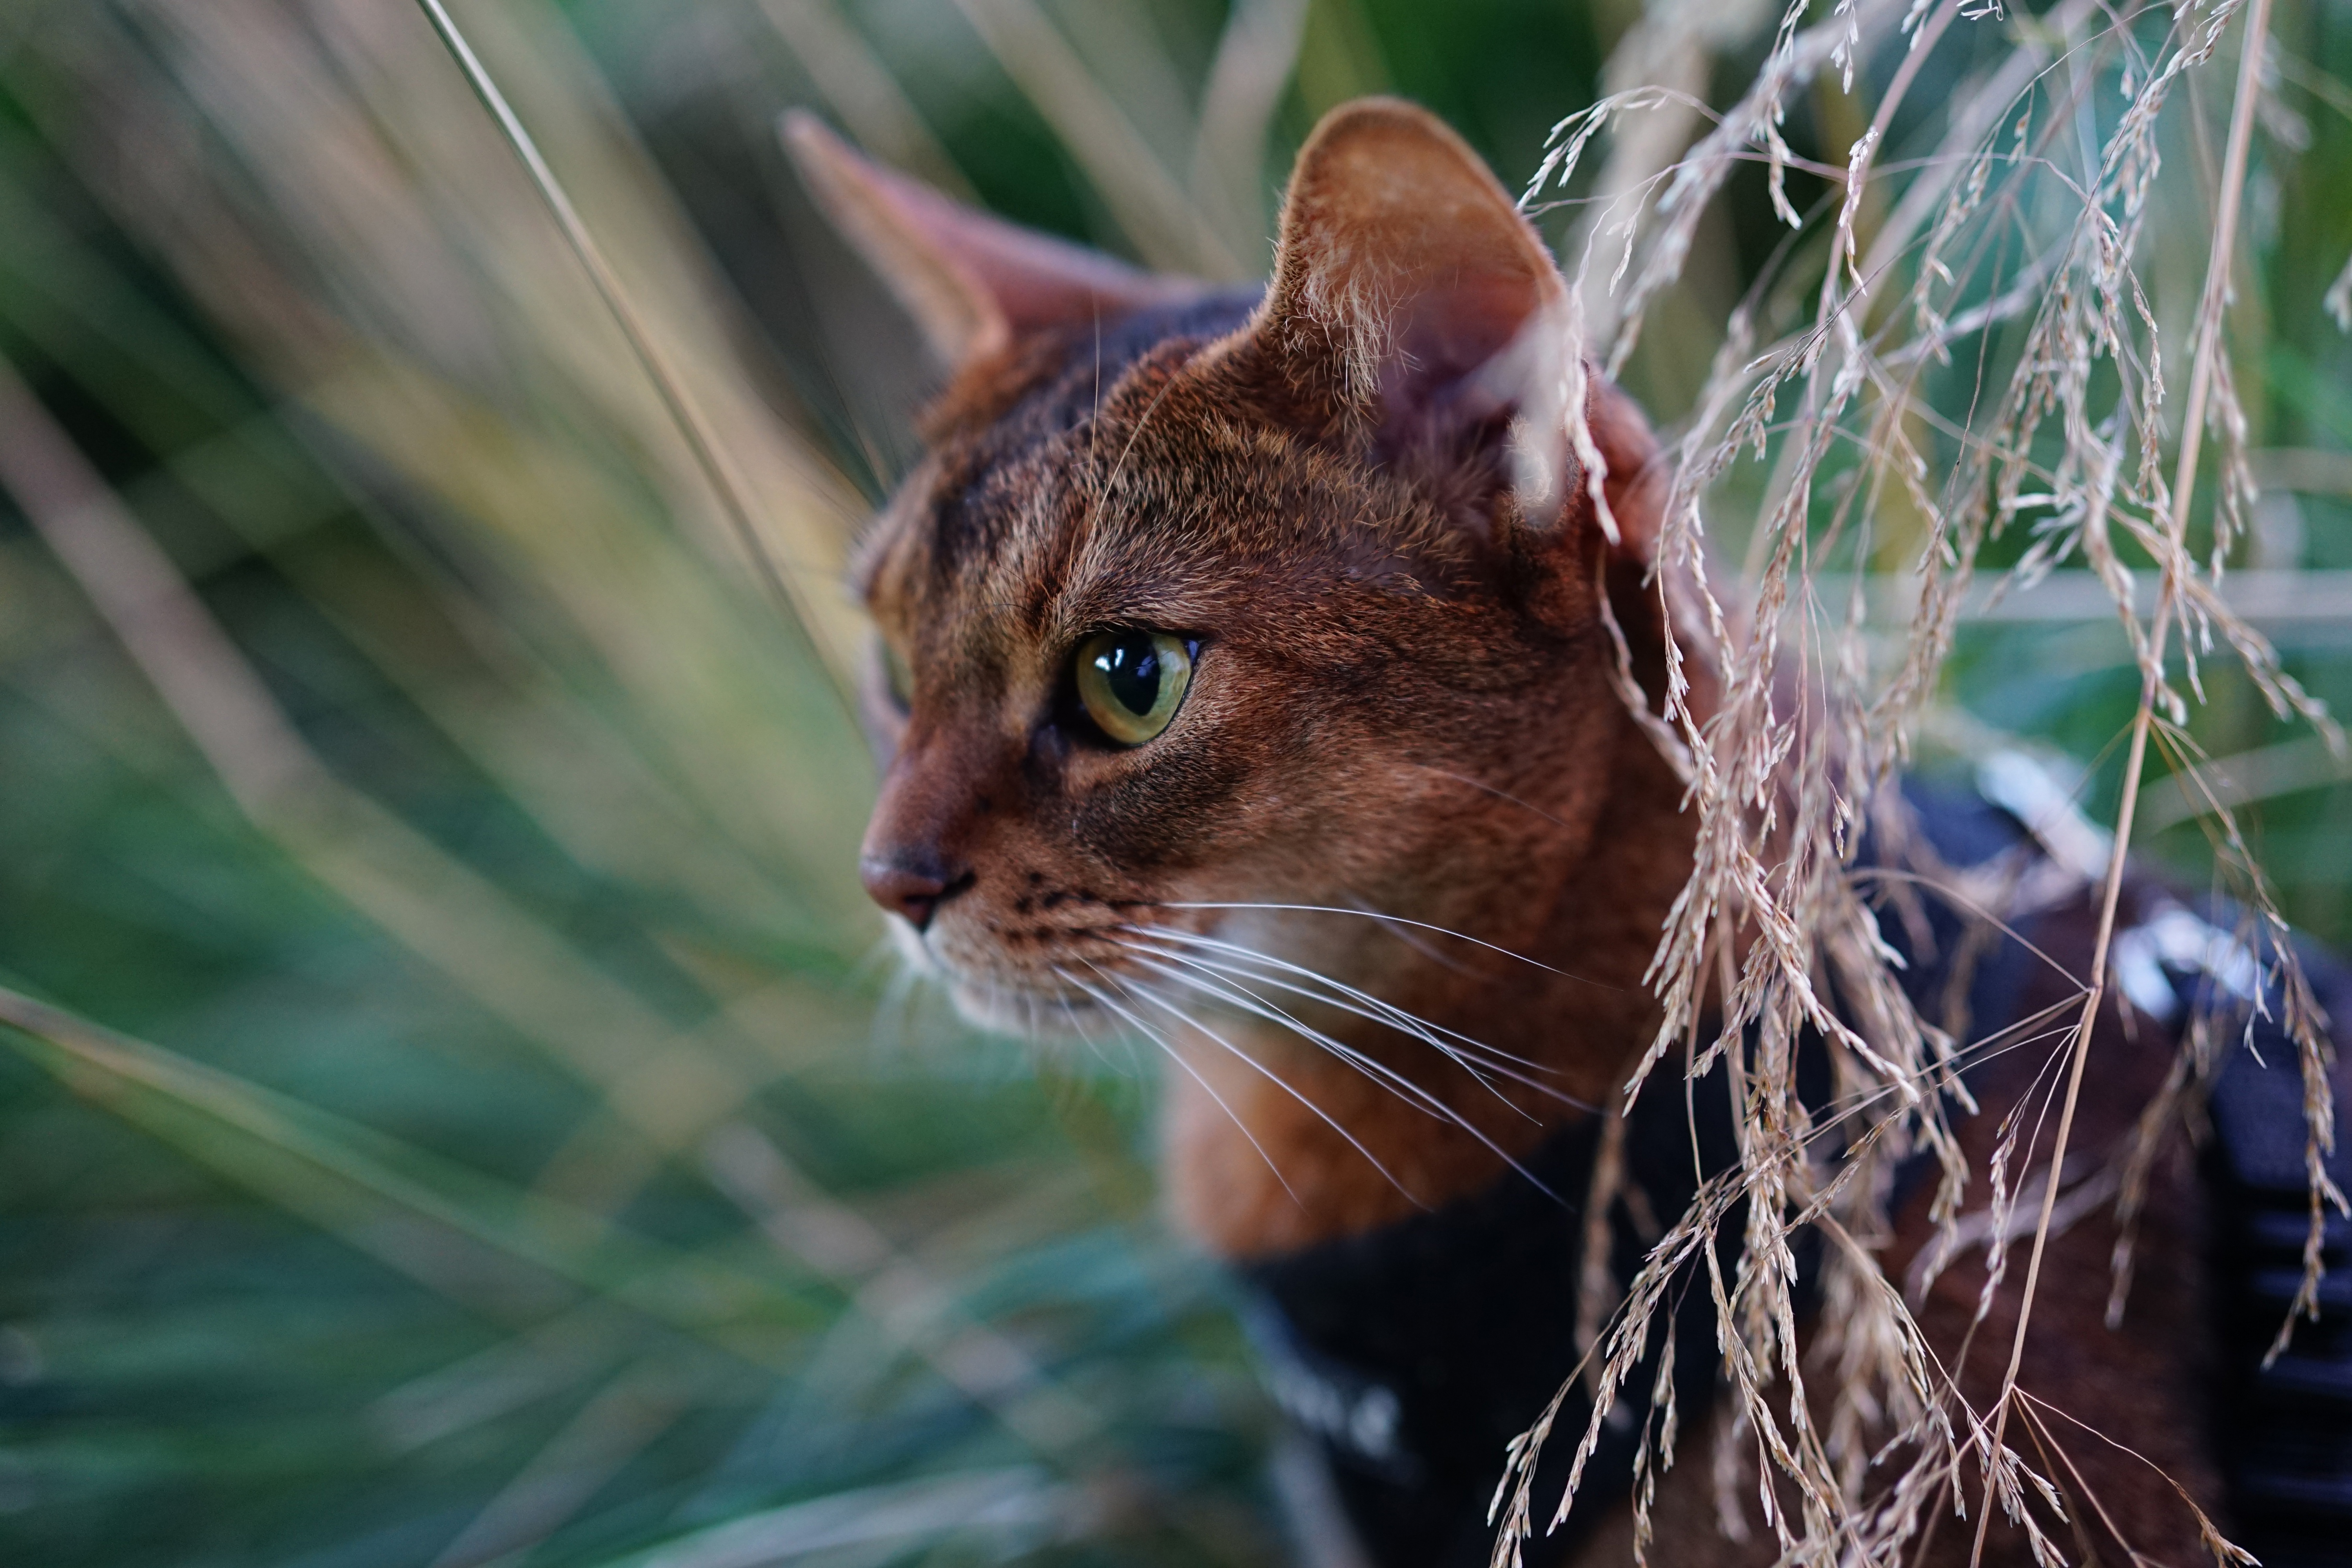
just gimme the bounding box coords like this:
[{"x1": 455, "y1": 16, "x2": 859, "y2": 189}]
[{"x1": 790, "y1": 100, "x2": 2347, "y2": 1566}]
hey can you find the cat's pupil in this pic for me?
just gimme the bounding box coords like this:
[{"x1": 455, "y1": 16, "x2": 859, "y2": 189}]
[{"x1": 1094, "y1": 633, "x2": 1160, "y2": 716}]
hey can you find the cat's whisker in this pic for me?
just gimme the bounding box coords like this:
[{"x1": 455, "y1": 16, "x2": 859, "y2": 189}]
[
  {"x1": 1113, "y1": 946, "x2": 1563, "y2": 1204},
  {"x1": 1140, "y1": 926, "x2": 1541, "y2": 1065},
  {"x1": 1054, "y1": 989, "x2": 1138, "y2": 1077},
  {"x1": 1103, "y1": 967, "x2": 1428, "y2": 1210},
  {"x1": 1121, "y1": 940, "x2": 1510, "y2": 1110},
  {"x1": 1053, "y1": 964, "x2": 1304, "y2": 1209},
  {"x1": 1131, "y1": 929, "x2": 1498, "y2": 1068},
  {"x1": 1151, "y1": 944, "x2": 1539, "y2": 1098},
  {"x1": 1175, "y1": 956, "x2": 1599, "y2": 1116},
  {"x1": 1156, "y1": 902, "x2": 1608, "y2": 987},
  {"x1": 1133, "y1": 926, "x2": 1581, "y2": 1090},
  {"x1": 1127, "y1": 933, "x2": 1548, "y2": 1101},
  {"x1": 1337, "y1": 889, "x2": 1481, "y2": 976},
  {"x1": 1120, "y1": 947, "x2": 1513, "y2": 1149}
]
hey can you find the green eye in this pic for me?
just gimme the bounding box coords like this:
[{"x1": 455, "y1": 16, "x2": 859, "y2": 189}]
[{"x1": 1074, "y1": 630, "x2": 1193, "y2": 746}]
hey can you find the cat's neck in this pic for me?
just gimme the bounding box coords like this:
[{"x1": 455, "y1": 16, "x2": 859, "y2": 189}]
[{"x1": 1161, "y1": 690, "x2": 1698, "y2": 1258}]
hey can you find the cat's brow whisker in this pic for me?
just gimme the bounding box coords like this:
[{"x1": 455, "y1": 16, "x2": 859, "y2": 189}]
[
  {"x1": 1115, "y1": 947, "x2": 1564, "y2": 1204},
  {"x1": 1092, "y1": 368, "x2": 1189, "y2": 525},
  {"x1": 1158, "y1": 902, "x2": 1609, "y2": 987},
  {"x1": 1106, "y1": 968, "x2": 1427, "y2": 1210},
  {"x1": 1055, "y1": 964, "x2": 1303, "y2": 1209}
]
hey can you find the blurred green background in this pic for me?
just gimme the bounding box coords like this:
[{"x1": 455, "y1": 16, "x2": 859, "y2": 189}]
[{"x1": 0, "y1": 2, "x2": 2346, "y2": 1564}]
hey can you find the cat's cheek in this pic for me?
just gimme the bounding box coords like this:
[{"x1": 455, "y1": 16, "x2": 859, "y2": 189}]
[{"x1": 1063, "y1": 747, "x2": 1249, "y2": 873}]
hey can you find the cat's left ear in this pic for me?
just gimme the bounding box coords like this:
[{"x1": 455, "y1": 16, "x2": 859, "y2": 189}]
[
  {"x1": 1227, "y1": 98, "x2": 1650, "y2": 548},
  {"x1": 784, "y1": 113, "x2": 1206, "y2": 372}
]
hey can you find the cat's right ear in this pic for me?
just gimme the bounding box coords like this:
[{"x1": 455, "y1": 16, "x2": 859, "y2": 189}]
[{"x1": 783, "y1": 113, "x2": 1203, "y2": 372}]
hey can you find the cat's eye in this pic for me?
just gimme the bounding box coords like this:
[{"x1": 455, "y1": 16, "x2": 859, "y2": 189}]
[{"x1": 1073, "y1": 629, "x2": 1193, "y2": 746}]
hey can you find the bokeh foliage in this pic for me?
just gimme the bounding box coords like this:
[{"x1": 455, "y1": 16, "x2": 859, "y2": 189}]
[{"x1": 0, "y1": 1, "x2": 2346, "y2": 1565}]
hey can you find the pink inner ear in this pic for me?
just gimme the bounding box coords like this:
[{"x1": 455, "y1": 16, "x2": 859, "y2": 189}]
[
  {"x1": 1385, "y1": 271, "x2": 1557, "y2": 420},
  {"x1": 1263, "y1": 101, "x2": 1566, "y2": 426}
]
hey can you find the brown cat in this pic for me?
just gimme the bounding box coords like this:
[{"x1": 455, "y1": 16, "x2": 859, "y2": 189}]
[{"x1": 787, "y1": 99, "x2": 2338, "y2": 1568}]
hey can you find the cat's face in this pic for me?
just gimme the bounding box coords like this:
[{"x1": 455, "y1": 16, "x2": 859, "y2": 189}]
[{"x1": 801, "y1": 102, "x2": 1664, "y2": 1040}]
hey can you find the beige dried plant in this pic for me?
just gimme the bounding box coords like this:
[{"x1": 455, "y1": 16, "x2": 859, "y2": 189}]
[{"x1": 1494, "y1": 0, "x2": 2348, "y2": 1563}]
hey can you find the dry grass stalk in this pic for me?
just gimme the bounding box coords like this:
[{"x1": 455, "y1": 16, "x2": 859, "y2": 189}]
[
  {"x1": 756, "y1": 0, "x2": 978, "y2": 201},
  {"x1": 944, "y1": 0, "x2": 1247, "y2": 278},
  {"x1": 1494, "y1": 0, "x2": 2349, "y2": 1562},
  {"x1": 410, "y1": 0, "x2": 856, "y2": 702}
]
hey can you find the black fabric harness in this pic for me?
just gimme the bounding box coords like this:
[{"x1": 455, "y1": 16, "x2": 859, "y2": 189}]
[
  {"x1": 2205, "y1": 967, "x2": 2352, "y2": 1566},
  {"x1": 1238, "y1": 783, "x2": 2352, "y2": 1567},
  {"x1": 1241, "y1": 1049, "x2": 1745, "y2": 1567}
]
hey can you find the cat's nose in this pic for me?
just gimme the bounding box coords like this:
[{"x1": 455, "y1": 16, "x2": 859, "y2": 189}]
[{"x1": 861, "y1": 853, "x2": 974, "y2": 932}]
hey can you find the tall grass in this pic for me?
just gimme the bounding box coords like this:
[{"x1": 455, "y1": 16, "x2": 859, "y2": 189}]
[{"x1": 0, "y1": 2, "x2": 2346, "y2": 1566}]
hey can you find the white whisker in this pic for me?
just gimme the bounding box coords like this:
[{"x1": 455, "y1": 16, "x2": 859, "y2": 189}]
[
  {"x1": 1055, "y1": 992, "x2": 1140, "y2": 1076},
  {"x1": 1143, "y1": 931, "x2": 1552, "y2": 1067},
  {"x1": 1053, "y1": 964, "x2": 1303, "y2": 1209},
  {"x1": 1125, "y1": 944, "x2": 1501, "y2": 1113},
  {"x1": 1114, "y1": 947, "x2": 1565, "y2": 1205},
  {"x1": 1136, "y1": 926, "x2": 1575, "y2": 1085},
  {"x1": 1338, "y1": 889, "x2": 1482, "y2": 975},
  {"x1": 1105, "y1": 968, "x2": 1427, "y2": 1209},
  {"x1": 1158, "y1": 901, "x2": 1610, "y2": 986},
  {"x1": 1134, "y1": 938, "x2": 1515, "y2": 1100},
  {"x1": 1129, "y1": 936, "x2": 1579, "y2": 1112}
]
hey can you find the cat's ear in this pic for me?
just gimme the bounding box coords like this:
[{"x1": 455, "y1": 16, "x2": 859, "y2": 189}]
[
  {"x1": 783, "y1": 112, "x2": 1204, "y2": 371},
  {"x1": 1236, "y1": 98, "x2": 1624, "y2": 539}
]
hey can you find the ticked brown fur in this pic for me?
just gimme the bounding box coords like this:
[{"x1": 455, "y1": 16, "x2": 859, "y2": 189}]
[{"x1": 797, "y1": 100, "x2": 2233, "y2": 1566}]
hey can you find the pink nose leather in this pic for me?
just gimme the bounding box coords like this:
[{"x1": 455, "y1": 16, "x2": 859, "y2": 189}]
[{"x1": 860, "y1": 854, "x2": 971, "y2": 931}]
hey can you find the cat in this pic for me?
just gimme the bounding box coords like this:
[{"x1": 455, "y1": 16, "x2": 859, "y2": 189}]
[{"x1": 786, "y1": 98, "x2": 2348, "y2": 1568}]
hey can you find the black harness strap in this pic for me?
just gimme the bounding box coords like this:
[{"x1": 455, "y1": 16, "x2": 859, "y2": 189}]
[{"x1": 2204, "y1": 977, "x2": 2352, "y2": 1567}]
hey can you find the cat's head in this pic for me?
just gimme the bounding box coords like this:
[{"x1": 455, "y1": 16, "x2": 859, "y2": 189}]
[{"x1": 793, "y1": 100, "x2": 1677, "y2": 1041}]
